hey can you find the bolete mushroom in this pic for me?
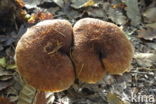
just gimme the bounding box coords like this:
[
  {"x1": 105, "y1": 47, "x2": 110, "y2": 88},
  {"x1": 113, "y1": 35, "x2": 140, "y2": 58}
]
[
  {"x1": 34, "y1": 91, "x2": 54, "y2": 104},
  {"x1": 34, "y1": 91, "x2": 47, "y2": 104},
  {"x1": 72, "y1": 18, "x2": 133, "y2": 83},
  {"x1": 15, "y1": 19, "x2": 75, "y2": 92}
]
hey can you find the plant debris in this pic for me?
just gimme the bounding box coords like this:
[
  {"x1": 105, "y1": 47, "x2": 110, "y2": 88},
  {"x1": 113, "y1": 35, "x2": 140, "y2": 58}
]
[{"x1": 0, "y1": 0, "x2": 156, "y2": 104}]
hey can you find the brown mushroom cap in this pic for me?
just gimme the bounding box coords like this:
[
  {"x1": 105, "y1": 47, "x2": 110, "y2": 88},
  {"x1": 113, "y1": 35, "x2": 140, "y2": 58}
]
[
  {"x1": 15, "y1": 19, "x2": 75, "y2": 92},
  {"x1": 72, "y1": 18, "x2": 133, "y2": 83}
]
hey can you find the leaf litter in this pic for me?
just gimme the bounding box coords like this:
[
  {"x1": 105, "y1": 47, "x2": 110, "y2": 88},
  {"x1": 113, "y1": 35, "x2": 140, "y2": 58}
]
[{"x1": 0, "y1": 0, "x2": 156, "y2": 104}]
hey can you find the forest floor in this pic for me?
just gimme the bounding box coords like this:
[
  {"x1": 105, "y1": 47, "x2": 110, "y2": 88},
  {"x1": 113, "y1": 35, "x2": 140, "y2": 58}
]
[{"x1": 0, "y1": 0, "x2": 156, "y2": 104}]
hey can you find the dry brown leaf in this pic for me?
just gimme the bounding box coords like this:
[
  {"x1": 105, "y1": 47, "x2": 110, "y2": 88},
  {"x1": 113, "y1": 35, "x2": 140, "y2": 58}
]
[
  {"x1": 15, "y1": 0, "x2": 25, "y2": 8},
  {"x1": 122, "y1": 0, "x2": 141, "y2": 26},
  {"x1": 0, "y1": 57, "x2": 6, "y2": 67},
  {"x1": 138, "y1": 27, "x2": 156, "y2": 40},
  {"x1": 143, "y1": 7, "x2": 156, "y2": 23},
  {"x1": 111, "y1": 3, "x2": 127, "y2": 9},
  {"x1": 71, "y1": 0, "x2": 96, "y2": 9},
  {"x1": 0, "y1": 97, "x2": 14, "y2": 104},
  {"x1": 17, "y1": 85, "x2": 36, "y2": 104},
  {"x1": 0, "y1": 81, "x2": 13, "y2": 91},
  {"x1": 108, "y1": 8, "x2": 127, "y2": 25},
  {"x1": 81, "y1": 0, "x2": 95, "y2": 7},
  {"x1": 146, "y1": 23, "x2": 156, "y2": 29},
  {"x1": 28, "y1": 12, "x2": 53, "y2": 24}
]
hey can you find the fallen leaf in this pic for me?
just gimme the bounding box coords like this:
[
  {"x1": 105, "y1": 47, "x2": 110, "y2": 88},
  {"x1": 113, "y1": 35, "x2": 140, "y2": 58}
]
[
  {"x1": 0, "y1": 57, "x2": 7, "y2": 67},
  {"x1": 0, "y1": 97, "x2": 12, "y2": 104},
  {"x1": 134, "y1": 52, "x2": 156, "y2": 68},
  {"x1": 0, "y1": 81, "x2": 13, "y2": 91},
  {"x1": 9, "y1": 96, "x2": 18, "y2": 102},
  {"x1": 6, "y1": 64, "x2": 17, "y2": 70},
  {"x1": 23, "y1": 0, "x2": 41, "y2": 8},
  {"x1": 108, "y1": 8, "x2": 127, "y2": 25},
  {"x1": 71, "y1": 0, "x2": 87, "y2": 9},
  {"x1": 48, "y1": 7, "x2": 60, "y2": 14},
  {"x1": 122, "y1": 0, "x2": 141, "y2": 26},
  {"x1": 63, "y1": 8, "x2": 81, "y2": 19},
  {"x1": 15, "y1": 0, "x2": 25, "y2": 8},
  {"x1": 53, "y1": 0, "x2": 64, "y2": 7},
  {"x1": 146, "y1": 43, "x2": 156, "y2": 50},
  {"x1": 17, "y1": 85, "x2": 36, "y2": 104},
  {"x1": 71, "y1": 0, "x2": 96, "y2": 9},
  {"x1": 138, "y1": 27, "x2": 156, "y2": 40},
  {"x1": 81, "y1": 0, "x2": 95, "y2": 8},
  {"x1": 0, "y1": 70, "x2": 12, "y2": 76},
  {"x1": 111, "y1": 3, "x2": 127, "y2": 9},
  {"x1": 146, "y1": 23, "x2": 156, "y2": 29},
  {"x1": 87, "y1": 7, "x2": 106, "y2": 18},
  {"x1": 28, "y1": 12, "x2": 53, "y2": 24},
  {"x1": 0, "y1": 45, "x2": 4, "y2": 51},
  {"x1": 0, "y1": 75, "x2": 13, "y2": 81}
]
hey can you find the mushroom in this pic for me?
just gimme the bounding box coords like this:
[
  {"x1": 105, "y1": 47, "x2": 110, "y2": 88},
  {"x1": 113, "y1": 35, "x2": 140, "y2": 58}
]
[
  {"x1": 15, "y1": 19, "x2": 75, "y2": 92},
  {"x1": 72, "y1": 18, "x2": 133, "y2": 83},
  {"x1": 35, "y1": 91, "x2": 47, "y2": 104},
  {"x1": 34, "y1": 91, "x2": 54, "y2": 104}
]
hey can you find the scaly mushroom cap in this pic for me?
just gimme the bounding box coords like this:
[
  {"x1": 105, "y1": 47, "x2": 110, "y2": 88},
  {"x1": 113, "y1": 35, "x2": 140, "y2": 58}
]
[
  {"x1": 72, "y1": 18, "x2": 133, "y2": 83},
  {"x1": 15, "y1": 19, "x2": 75, "y2": 92}
]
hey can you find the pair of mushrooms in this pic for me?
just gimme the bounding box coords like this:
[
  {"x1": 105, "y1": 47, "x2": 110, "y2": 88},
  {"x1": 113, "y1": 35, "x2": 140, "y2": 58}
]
[{"x1": 15, "y1": 18, "x2": 133, "y2": 92}]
